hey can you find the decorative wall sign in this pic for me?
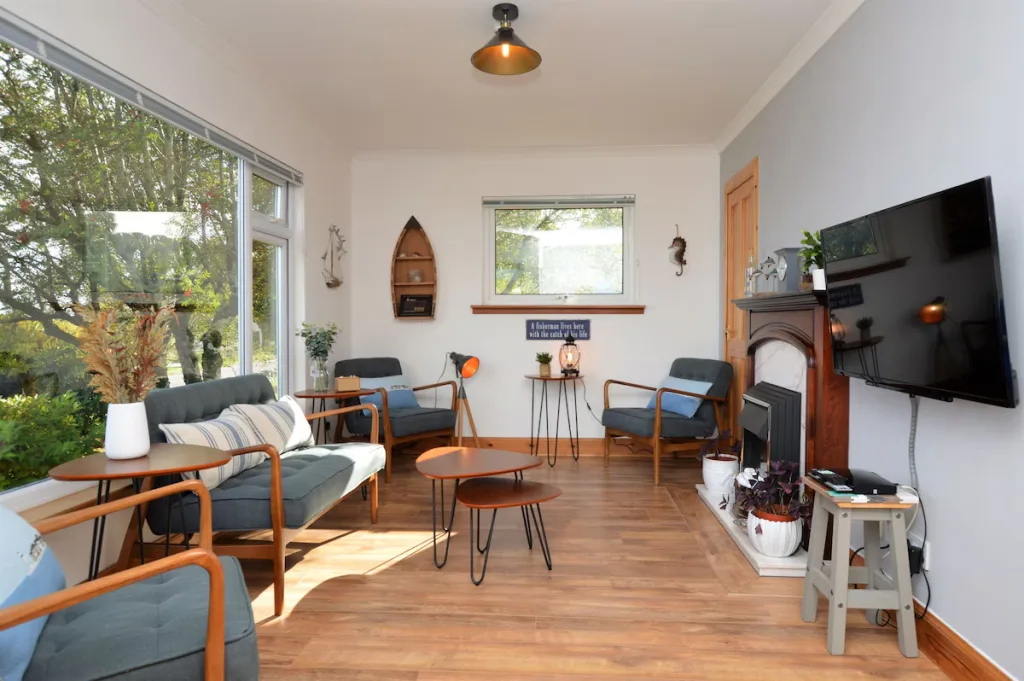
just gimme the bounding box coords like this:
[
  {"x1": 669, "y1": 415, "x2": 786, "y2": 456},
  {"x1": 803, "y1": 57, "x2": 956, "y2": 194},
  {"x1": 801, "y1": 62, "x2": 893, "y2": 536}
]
[
  {"x1": 397, "y1": 294, "x2": 434, "y2": 318},
  {"x1": 526, "y1": 319, "x2": 591, "y2": 341},
  {"x1": 828, "y1": 283, "x2": 864, "y2": 310}
]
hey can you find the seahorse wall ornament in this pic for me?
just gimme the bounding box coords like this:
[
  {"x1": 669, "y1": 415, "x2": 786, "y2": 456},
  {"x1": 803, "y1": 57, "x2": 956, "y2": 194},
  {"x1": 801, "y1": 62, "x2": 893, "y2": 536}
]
[
  {"x1": 321, "y1": 224, "x2": 347, "y2": 288},
  {"x1": 669, "y1": 224, "x2": 687, "y2": 276}
]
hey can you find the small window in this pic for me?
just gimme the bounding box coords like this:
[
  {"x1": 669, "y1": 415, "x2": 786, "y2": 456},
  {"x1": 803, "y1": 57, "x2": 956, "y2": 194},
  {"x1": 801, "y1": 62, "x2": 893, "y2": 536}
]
[
  {"x1": 484, "y1": 197, "x2": 634, "y2": 305},
  {"x1": 252, "y1": 173, "x2": 285, "y2": 222}
]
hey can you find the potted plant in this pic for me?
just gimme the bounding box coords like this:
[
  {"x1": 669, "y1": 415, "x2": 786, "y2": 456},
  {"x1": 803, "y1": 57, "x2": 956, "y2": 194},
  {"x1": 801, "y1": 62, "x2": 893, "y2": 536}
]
[
  {"x1": 297, "y1": 322, "x2": 339, "y2": 391},
  {"x1": 78, "y1": 302, "x2": 173, "y2": 459},
  {"x1": 701, "y1": 432, "x2": 741, "y2": 500},
  {"x1": 734, "y1": 461, "x2": 809, "y2": 557},
  {"x1": 856, "y1": 317, "x2": 874, "y2": 343},
  {"x1": 800, "y1": 230, "x2": 825, "y2": 290},
  {"x1": 535, "y1": 352, "x2": 553, "y2": 378}
]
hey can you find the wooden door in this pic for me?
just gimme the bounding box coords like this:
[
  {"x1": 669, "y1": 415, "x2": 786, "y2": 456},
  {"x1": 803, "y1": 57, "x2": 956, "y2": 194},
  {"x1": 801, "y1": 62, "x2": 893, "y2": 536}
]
[{"x1": 723, "y1": 159, "x2": 758, "y2": 441}]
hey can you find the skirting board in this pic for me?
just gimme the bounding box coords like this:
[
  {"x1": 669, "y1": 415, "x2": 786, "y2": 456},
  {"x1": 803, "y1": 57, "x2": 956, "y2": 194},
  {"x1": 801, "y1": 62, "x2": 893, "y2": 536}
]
[
  {"x1": 849, "y1": 553, "x2": 1012, "y2": 681},
  {"x1": 696, "y1": 484, "x2": 807, "y2": 577}
]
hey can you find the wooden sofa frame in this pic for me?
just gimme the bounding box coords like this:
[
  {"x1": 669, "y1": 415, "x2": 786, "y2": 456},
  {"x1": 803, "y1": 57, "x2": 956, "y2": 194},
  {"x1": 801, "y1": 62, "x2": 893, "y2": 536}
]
[
  {"x1": 115, "y1": 403, "x2": 380, "y2": 617},
  {"x1": 0, "y1": 480, "x2": 228, "y2": 680},
  {"x1": 603, "y1": 380, "x2": 729, "y2": 485}
]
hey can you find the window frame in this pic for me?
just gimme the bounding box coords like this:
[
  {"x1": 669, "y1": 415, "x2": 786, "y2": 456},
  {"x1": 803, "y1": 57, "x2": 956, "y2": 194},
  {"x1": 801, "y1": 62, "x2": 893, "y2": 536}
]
[
  {"x1": 482, "y1": 197, "x2": 636, "y2": 307},
  {"x1": 824, "y1": 215, "x2": 892, "y2": 275}
]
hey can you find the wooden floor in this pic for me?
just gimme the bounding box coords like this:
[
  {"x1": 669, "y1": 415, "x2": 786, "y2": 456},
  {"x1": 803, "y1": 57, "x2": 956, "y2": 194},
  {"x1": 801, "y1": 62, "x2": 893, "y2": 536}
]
[{"x1": 243, "y1": 453, "x2": 947, "y2": 680}]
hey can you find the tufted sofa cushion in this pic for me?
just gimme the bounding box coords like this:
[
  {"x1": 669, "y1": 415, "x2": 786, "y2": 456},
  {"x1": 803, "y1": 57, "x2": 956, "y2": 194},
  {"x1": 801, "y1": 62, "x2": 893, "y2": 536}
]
[
  {"x1": 148, "y1": 443, "x2": 386, "y2": 534},
  {"x1": 24, "y1": 557, "x2": 257, "y2": 681}
]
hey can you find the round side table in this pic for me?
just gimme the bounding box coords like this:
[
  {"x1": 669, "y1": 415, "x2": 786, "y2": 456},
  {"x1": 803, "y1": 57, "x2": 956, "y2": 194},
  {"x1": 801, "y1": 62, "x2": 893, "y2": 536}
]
[
  {"x1": 525, "y1": 374, "x2": 583, "y2": 466},
  {"x1": 293, "y1": 389, "x2": 376, "y2": 444},
  {"x1": 49, "y1": 443, "x2": 230, "y2": 580}
]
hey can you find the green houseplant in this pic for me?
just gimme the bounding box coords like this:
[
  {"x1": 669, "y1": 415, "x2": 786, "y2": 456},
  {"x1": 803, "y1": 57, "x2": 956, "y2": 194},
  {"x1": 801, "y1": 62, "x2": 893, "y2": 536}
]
[
  {"x1": 297, "y1": 322, "x2": 339, "y2": 391},
  {"x1": 800, "y1": 230, "x2": 826, "y2": 290},
  {"x1": 535, "y1": 352, "x2": 553, "y2": 378},
  {"x1": 856, "y1": 316, "x2": 874, "y2": 342},
  {"x1": 731, "y1": 461, "x2": 810, "y2": 557}
]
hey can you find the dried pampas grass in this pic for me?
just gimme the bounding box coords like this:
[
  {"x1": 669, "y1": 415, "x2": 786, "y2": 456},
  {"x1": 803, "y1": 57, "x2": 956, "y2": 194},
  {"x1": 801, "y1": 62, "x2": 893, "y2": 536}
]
[{"x1": 78, "y1": 302, "x2": 173, "y2": 404}]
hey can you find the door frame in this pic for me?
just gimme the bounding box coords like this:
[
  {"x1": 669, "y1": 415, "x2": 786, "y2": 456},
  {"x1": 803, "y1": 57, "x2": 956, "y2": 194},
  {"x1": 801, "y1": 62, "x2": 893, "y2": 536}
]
[{"x1": 722, "y1": 157, "x2": 759, "y2": 357}]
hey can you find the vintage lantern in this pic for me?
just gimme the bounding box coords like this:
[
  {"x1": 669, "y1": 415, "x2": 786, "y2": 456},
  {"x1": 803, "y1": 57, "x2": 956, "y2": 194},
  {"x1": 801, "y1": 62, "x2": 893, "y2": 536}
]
[{"x1": 558, "y1": 334, "x2": 581, "y2": 375}]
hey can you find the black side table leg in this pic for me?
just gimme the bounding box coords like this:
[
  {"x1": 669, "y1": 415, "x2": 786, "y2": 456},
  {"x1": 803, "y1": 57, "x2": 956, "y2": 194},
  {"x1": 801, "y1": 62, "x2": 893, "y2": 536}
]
[
  {"x1": 513, "y1": 470, "x2": 533, "y2": 548},
  {"x1": 571, "y1": 379, "x2": 581, "y2": 461},
  {"x1": 528, "y1": 380, "x2": 536, "y2": 455},
  {"x1": 432, "y1": 478, "x2": 459, "y2": 568},
  {"x1": 527, "y1": 504, "x2": 553, "y2": 569},
  {"x1": 469, "y1": 507, "x2": 498, "y2": 585},
  {"x1": 550, "y1": 381, "x2": 564, "y2": 467},
  {"x1": 132, "y1": 478, "x2": 145, "y2": 566},
  {"x1": 537, "y1": 383, "x2": 550, "y2": 462},
  {"x1": 88, "y1": 480, "x2": 112, "y2": 580}
]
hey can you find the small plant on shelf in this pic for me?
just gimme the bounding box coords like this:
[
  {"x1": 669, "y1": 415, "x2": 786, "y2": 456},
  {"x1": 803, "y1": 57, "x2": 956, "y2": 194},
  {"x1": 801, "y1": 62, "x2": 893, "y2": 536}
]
[
  {"x1": 535, "y1": 352, "x2": 553, "y2": 378},
  {"x1": 297, "y1": 322, "x2": 340, "y2": 391},
  {"x1": 855, "y1": 316, "x2": 874, "y2": 342},
  {"x1": 799, "y1": 230, "x2": 824, "y2": 273}
]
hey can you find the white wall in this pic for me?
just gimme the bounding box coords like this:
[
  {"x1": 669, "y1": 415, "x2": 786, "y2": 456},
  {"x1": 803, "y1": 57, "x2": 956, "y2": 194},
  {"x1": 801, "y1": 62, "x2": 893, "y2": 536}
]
[
  {"x1": 721, "y1": 0, "x2": 1023, "y2": 676},
  {"x1": 350, "y1": 147, "x2": 720, "y2": 439},
  {"x1": 0, "y1": 0, "x2": 351, "y2": 582}
]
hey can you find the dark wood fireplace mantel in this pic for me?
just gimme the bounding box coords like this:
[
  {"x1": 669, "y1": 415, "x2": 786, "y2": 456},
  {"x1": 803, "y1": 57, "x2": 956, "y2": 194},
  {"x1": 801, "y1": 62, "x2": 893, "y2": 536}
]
[{"x1": 732, "y1": 291, "x2": 849, "y2": 472}]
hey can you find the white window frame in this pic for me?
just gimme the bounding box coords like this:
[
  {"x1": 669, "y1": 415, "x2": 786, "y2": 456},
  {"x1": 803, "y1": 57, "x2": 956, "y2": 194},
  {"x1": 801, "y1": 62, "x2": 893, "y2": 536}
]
[
  {"x1": 482, "y1": 196, "x2": 636, "y2": 306},
  {"x1": 241, "y1": 164, "x2": 293, "y2": 396}
]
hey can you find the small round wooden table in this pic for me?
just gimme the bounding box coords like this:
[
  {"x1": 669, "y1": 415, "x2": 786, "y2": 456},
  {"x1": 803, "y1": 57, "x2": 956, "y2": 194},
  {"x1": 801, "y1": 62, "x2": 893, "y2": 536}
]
[
  {"x1": 457, "y1": 477, "x2": 561, "y2": 584},
  {"x1": 49, "y1": 443, "x2": 230, "y2": 580},
  {"x1": 416, "y1": 447, "x2": 542, "y2": 568},
  {"x1": 525, "y1": 374, "x2": 583, "y2": 466},
  {"x1": 293, "y1": 389, "x2": 375, "y2": 443}
]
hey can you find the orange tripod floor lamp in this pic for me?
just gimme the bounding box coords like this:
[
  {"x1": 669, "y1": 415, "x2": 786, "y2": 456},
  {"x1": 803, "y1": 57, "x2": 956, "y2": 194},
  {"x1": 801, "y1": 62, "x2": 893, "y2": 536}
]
[{"x1": 449, "y1": 352, "x2": 481, "y2": 447}]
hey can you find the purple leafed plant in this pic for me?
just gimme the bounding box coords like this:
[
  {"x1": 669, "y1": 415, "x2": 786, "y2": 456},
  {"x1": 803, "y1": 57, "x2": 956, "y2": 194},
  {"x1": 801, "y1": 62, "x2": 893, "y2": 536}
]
[{"x1": 731, "y1": 460, "x2": 810, "y2": 523}]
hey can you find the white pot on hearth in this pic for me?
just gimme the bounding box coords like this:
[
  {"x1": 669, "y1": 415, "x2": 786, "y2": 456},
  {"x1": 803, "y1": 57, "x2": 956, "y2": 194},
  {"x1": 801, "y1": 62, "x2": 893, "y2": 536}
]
[
  {"x1": 747, "y1": 510, "x2": 802, "y2": 557},
  {"x1": 702, "y1": 454, "x2": 740, "y2": 499}
]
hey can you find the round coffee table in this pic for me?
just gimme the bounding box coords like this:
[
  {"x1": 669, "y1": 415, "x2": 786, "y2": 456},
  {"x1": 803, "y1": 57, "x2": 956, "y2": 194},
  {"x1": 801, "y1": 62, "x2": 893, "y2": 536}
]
[
  {"x1": 416, "y1": 446, "x2": 542, "y2": 568},
  {"x1": 49, "y1": 443, "x2": 230, "y2": 580},
  {"x1": 457, "y1": 477, "x2": 561, "y2": 584}
]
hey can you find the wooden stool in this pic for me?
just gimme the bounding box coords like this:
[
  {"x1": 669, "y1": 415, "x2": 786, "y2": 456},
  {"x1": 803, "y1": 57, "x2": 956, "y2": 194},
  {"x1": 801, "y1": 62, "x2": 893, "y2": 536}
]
[
  {"x1": 456, "y1": 477, "x2": 561, "y2": 585},
  {"x1": 801, "y1": 478, "x2": 919, "y2": 657}
]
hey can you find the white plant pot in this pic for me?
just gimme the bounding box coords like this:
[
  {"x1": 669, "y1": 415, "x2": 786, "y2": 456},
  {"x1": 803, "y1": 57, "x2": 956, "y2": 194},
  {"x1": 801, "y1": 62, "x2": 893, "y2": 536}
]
[
  {"x1": 702, "y1": 454, "x2": 740, "y2": 499},
  {"x1": 105, "y1": 402, "x2": 151, "y2": 460},
  {"x1": 812, "y1": 268, "x2": 826, "y2": 290},
  {"x1": 747, "y1": 511, "x2": 802, "y2": 557}
]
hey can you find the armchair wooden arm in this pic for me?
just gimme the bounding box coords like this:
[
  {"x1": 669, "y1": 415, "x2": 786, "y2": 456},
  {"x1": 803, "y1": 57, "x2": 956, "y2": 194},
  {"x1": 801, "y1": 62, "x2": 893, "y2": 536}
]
[
  {"x1": 603, "y1": 379, "x2": 657, "y2": 409},
  {"x1": 413, "y1": 380, "x2": 458, "y2": 411},
  {"x1": 1, "y1": 480, "x2": 227, "y2": 681},
  {"x1": 306, "y1": 403, "x2": 380, "y2": 445}
]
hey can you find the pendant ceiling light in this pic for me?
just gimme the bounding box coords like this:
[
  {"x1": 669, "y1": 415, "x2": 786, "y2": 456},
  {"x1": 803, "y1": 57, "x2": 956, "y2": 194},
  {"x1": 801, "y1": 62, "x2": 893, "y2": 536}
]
[{"x1": 471, "y1": 3, "x2": 541, "y2": 76}]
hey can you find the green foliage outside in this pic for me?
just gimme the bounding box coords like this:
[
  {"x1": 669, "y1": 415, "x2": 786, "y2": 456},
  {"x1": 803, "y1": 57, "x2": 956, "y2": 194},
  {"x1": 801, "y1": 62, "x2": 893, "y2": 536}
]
[
  {"x1": 822, "y1": 218, "x2": 879, "y2": 263},
  {"x1": 495, "y1": 208, "x2": 624, "y2": 295},
  {"x1": 0, "y1": 391, "x2": 105, "y2": 491},
  {"x1": 0, "y1": 43, "x2": 253, "y2": 487}
]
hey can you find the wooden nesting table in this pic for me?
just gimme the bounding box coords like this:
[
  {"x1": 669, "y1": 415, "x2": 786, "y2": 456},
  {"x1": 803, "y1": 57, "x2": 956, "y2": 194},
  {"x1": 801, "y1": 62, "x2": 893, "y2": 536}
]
[{"x1": 416, "y1": 446, "x2": 560, "y2": 583}]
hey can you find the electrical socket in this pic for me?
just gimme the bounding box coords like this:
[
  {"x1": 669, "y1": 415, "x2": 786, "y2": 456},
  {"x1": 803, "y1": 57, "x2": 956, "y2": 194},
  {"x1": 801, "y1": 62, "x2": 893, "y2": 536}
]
[{"x1": 923, "y1": 540, "x2": 932, "y2": 572}]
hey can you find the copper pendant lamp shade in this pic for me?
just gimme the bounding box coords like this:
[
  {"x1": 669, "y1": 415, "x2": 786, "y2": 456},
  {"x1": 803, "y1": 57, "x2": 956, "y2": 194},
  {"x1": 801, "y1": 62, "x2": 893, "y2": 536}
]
[{"x1": 471, "y1": 3, "x2": 541, "y2": 76}]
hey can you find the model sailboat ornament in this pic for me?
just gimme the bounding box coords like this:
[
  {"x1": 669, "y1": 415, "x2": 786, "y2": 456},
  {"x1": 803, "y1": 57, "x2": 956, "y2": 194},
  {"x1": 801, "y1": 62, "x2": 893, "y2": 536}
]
[{"x1": 321, "y1": 224, "x2": 347, "y2": 288}]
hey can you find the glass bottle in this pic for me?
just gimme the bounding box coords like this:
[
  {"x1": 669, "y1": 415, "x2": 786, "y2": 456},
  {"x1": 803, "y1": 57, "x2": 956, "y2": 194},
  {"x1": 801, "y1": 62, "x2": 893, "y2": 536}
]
[{"x1": 744, "y1": 253, "x2": 756, "y2": 297}]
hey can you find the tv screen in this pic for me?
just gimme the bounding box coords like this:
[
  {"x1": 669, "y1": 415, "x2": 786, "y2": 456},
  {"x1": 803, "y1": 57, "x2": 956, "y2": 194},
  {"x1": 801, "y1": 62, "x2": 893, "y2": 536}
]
[{"x1": 821, "y1": 177, "x2": 1016, "y2": 407}]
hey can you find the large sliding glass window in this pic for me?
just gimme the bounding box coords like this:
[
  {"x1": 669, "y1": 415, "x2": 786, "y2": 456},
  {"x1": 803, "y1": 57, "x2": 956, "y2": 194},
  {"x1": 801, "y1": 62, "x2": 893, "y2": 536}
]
[{"x1": 0, "y1": 41, "x2": 293, "y2": 492}]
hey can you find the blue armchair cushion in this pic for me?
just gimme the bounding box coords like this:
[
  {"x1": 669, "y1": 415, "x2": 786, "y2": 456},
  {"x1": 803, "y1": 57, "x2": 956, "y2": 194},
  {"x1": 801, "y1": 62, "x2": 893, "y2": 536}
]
[
  {"x1": 25, "y1": 556, "x2": 257, "y2": 681},
  {"x1": 0, "y1": 507, "x2": 66, "y2": 681},
  {"x1": 645, "y1": 377, "x2": 713, "y2": 418},
  {"x1": 358, "y1": 375, "x2": 418, "y2": 415},
  {"x1": 602, "y1": 407, "x2": 717, "y2": 439}
]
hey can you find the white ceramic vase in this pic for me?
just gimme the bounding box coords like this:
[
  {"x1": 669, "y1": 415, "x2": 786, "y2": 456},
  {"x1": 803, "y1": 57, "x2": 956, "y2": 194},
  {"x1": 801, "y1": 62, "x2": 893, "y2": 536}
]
[
  {"x1": 702, "y1": 454, "x2": 740, "y2": 499},
  {"x1": 105, "y1": 402, "x2": 151, "y2": 460},
  {"x1": 812, "y1": 268, "x2": 826, "y2": 290},
  {"x1": 747, "y1": 510, "x2": 802, "y2": 557}
]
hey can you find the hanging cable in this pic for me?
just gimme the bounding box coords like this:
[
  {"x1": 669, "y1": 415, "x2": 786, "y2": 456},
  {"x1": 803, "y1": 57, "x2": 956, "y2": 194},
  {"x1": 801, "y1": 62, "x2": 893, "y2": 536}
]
[{"x1": 908, "y1": 394, "x2": 920, "y2": 490}]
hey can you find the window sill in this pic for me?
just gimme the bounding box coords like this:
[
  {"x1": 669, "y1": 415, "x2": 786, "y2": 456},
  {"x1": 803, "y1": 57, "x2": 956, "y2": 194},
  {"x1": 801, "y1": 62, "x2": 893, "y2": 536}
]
[
  {"x1": 471, "y1": 304, "x2": 646, "y2": 315},
  {"x1": 1, "y1": 478, "x2": 133, "y2": 522}
]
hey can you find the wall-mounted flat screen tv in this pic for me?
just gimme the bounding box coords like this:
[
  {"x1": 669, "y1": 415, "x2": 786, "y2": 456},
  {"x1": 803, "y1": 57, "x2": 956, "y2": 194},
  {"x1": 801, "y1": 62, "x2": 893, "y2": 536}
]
[{"x1": 821, "y1": 177, "x2": 1016, "y2": 407}]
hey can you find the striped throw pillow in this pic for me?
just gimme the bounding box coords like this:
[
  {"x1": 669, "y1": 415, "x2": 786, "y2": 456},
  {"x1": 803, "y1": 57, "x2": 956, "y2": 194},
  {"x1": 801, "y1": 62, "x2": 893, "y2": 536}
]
[
  {"x1": 226, "y1": 395, "x2": 314, "y2": 456},
  {"x1": 158, "y1": 413, "x2": 268, "y2": 490}
]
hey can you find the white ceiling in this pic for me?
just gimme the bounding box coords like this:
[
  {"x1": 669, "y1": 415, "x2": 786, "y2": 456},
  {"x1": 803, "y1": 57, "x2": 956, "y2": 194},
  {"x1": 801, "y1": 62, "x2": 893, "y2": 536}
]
[{"x1": 158, "y1": 0, "x2": 840, "y2": 151}]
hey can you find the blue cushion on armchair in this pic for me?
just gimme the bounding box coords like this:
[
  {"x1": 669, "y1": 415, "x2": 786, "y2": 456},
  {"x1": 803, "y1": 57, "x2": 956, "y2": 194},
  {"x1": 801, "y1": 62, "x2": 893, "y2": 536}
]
[
  {"x1": 358, "y1": 375, "x2": 419, "y2": 415},
  {"x1": 646, "y1": 377, "x2": 713, "y2": 418}
]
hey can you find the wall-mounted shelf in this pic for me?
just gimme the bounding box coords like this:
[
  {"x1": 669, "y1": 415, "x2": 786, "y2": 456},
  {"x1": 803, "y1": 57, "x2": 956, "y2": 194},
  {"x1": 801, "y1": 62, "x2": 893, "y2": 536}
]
[{"x1": 391, "y1": 216, "x2": 437, "y2": 319}]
